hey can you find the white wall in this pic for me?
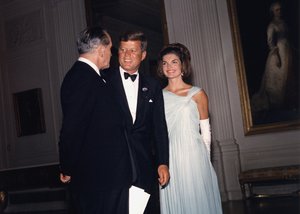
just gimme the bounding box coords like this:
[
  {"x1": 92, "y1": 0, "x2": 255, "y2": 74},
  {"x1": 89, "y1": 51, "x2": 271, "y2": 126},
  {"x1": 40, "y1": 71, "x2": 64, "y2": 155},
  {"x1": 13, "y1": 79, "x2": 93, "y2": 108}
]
[
  {"x1": 163, "y1": 0, "x2": 300, "y2": 200},
  {"x1": 0, "y1": 0, "x2": 86, "y2": 169}
]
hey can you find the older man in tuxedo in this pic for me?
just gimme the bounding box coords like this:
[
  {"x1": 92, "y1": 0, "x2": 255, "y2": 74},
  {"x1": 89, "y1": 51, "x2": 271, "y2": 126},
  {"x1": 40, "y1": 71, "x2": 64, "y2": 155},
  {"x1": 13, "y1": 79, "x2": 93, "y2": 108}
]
[{"x1": 58, "y1": 26, "x2": 133, "y2": 214}]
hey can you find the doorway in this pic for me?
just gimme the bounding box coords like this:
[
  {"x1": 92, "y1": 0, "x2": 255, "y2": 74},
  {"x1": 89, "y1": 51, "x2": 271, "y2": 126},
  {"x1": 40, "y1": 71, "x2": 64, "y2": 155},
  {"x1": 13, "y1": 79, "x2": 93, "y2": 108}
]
[{"x1": 84, "y1": 0, "x2": 168, "y2": 77}]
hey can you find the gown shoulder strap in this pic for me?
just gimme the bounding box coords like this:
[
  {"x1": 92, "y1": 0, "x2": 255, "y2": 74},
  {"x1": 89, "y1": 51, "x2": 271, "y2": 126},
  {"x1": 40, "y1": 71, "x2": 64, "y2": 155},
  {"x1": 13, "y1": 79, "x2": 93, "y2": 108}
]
[{"x1": 188, "y1": 86, "x2": 202, "y2": 98}]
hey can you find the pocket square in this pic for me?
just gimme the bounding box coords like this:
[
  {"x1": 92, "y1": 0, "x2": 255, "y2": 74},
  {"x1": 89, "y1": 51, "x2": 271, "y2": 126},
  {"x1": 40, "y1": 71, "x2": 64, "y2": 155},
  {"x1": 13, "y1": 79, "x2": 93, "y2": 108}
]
[{"x1": 149, "y1": 99, "x2": 153, "y2": 103}]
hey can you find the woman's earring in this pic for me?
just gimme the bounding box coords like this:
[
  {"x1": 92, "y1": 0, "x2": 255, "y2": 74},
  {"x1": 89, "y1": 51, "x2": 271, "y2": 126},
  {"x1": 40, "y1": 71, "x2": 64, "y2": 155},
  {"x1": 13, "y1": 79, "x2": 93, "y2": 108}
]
[{"x1": 181, "y1": 72, "x2": 184, "y2": 76}]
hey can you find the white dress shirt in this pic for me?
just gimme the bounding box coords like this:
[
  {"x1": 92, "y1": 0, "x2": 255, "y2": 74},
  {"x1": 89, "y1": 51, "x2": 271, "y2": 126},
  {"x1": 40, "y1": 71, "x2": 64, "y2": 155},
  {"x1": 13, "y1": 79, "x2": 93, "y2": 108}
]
[{"x1": 120, "y1": 66, "x2": 139, "y2": 123}]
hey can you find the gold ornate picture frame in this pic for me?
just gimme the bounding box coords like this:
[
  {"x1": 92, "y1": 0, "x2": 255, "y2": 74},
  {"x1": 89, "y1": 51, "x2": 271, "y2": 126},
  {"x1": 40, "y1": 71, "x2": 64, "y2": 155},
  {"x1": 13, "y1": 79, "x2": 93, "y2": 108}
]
[{"x1": 227, "y1": 0, "x2": 300, "y2": 135}]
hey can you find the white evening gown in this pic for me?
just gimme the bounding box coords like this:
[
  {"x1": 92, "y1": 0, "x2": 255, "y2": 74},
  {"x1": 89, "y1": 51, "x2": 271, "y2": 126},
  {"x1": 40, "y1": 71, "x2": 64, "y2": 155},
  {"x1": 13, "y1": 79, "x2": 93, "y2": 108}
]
[{"x1": 160, "y1": 86, "x2": 222, "y2": 214}]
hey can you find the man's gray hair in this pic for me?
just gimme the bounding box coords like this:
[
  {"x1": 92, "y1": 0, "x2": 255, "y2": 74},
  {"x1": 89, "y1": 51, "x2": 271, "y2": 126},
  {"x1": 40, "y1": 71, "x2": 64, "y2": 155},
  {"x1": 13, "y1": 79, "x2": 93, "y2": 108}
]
[{"x1": 77, "y1": 26, "x2": 110, "y2": 54}]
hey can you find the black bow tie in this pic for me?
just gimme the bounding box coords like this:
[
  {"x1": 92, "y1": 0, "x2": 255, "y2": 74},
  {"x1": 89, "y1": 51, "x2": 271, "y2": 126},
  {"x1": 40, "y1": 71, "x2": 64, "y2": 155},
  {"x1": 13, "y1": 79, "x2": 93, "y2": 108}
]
[{"x1": 124, "y1": 72, "x2": 137, "y2": 82}]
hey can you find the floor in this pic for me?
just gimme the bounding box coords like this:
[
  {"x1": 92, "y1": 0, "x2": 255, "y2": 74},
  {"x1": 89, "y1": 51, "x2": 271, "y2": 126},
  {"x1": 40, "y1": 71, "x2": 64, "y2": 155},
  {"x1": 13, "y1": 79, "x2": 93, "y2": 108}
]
[
  {"x1": 3, "y1": 196, "x2": 299, "y2": 214},
  {"x1": 222, "y1": 196, "x2": 300, "y2": 214}
]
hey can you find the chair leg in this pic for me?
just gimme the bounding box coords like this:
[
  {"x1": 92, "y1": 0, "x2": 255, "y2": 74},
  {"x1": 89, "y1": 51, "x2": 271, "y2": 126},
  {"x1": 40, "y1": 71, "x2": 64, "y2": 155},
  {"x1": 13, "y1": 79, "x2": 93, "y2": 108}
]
[{"x1": 240, "y1": 184, "x2": 246, "y2": 200}]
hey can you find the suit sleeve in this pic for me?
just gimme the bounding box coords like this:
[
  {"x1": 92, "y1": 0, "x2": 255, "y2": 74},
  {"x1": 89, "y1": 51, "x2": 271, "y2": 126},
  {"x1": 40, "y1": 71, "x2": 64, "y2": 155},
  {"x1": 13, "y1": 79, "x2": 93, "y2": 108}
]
[
  {"x1": 152, "y1": 81, "x2": 169, "y2": 166},
  {"x1": 58, "y1": 70, "x2": 96, "y2": 175}
]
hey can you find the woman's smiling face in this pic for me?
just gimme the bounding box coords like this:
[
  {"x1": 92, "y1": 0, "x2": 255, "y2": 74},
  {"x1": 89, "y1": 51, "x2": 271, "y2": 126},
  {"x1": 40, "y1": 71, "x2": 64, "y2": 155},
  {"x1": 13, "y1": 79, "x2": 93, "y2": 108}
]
[{"x1": 162, "y1": 53, "x2": 182, "y2": 79}]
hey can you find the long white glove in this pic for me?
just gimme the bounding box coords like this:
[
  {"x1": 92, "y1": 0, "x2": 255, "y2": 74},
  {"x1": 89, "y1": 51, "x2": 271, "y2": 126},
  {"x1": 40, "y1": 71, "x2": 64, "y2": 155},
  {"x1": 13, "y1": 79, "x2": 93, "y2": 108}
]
[{"x1": 200, "y1": 118, "x2": 211, "y2": 157}]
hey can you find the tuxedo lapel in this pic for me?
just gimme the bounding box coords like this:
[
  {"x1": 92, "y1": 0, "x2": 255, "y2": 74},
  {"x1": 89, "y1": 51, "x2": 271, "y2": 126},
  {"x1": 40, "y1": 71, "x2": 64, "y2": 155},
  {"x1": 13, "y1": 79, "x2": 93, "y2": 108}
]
[
  {"x1": 112, "y1": 69, "x2": 149, "y2": 127},
  {"x1": 113, "y1": 70, "x2": 133, "y2": 125},
  {"x1": 134, "y1": 74, "x2": 148, "y2": 127}
]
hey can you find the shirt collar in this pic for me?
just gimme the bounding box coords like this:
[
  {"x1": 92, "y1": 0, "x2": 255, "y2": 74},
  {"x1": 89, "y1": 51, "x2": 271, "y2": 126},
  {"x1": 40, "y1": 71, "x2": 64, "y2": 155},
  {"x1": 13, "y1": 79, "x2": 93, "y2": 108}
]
[{"x1": 78, "y1": 57, "x2": 100, "y2": 76}]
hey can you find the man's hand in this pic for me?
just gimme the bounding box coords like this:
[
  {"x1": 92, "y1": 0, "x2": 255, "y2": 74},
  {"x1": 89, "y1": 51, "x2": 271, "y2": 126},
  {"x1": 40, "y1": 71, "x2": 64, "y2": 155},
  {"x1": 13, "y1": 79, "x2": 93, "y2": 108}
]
[
  {"x1": 60, "y1": 173, "x2": 71, "y2": 184},
  {"x1": 158, "y1": 164, "x2": 170, "y2": 187}
]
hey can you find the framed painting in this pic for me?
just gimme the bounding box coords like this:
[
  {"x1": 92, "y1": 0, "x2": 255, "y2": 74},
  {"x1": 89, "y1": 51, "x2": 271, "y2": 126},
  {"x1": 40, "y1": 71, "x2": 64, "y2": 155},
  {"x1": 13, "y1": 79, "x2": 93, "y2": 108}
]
[
  {"x1": 227, "y1": 0, "x2": 300, "y2": 135},
  {"x1": 13, "y1": 88, "x2": 46, "y2": 137}
]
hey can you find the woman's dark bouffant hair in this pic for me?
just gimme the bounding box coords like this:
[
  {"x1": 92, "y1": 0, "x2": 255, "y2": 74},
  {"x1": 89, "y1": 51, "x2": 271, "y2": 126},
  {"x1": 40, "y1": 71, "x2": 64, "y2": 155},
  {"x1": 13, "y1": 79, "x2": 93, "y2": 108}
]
[{"x1": 157, "y1": 43, "x2": 193, "y2": 79}]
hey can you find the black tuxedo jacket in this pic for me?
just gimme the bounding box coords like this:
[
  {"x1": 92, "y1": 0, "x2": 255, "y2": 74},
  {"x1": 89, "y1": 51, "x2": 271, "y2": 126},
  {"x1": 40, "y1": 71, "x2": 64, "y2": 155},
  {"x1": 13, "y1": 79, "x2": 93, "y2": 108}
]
[
  {"x1": 106, "y1": 68, "x2": 169, "y2": 193},
  {"x1": 58, "y1": 61, "x2": 132, "y2": 192}
]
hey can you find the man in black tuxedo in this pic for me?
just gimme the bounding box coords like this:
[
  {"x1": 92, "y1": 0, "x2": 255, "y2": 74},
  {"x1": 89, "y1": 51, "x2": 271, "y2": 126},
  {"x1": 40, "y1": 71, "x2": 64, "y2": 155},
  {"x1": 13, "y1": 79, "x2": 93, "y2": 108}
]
[
  {"x1": 105, "y1": 30, "x2": 170, "y2": 213},
  {"x1": 58, "y1": 26, "x2": 132, "y2": 214}
]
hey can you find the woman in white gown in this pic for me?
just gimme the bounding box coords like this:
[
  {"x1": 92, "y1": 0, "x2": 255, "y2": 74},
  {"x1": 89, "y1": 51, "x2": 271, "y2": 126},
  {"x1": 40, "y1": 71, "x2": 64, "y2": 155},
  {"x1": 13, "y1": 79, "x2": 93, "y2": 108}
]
[{"x1": 157, "y1": 43, "x2": 222, "y2": 214}]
